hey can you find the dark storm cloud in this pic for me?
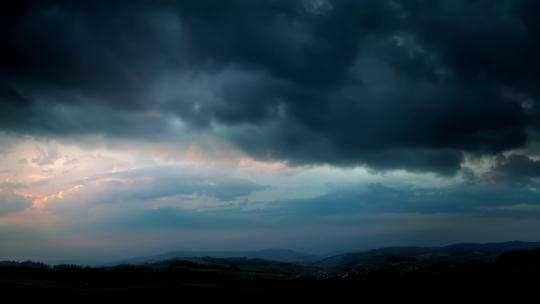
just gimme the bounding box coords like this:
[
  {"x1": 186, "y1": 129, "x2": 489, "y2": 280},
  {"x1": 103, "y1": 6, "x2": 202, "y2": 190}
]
[
  {"x1": 489, "y1": 154, "x2": 540, "y2": 184},
  {"x1": 2, "y1": 0, "x2": 540, "y2": 174}
]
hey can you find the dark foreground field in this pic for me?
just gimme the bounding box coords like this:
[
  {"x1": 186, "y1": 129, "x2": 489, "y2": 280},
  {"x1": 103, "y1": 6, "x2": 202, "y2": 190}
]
[{"x1": 2, "y1": 242, "x2": 540, "y2": 299}]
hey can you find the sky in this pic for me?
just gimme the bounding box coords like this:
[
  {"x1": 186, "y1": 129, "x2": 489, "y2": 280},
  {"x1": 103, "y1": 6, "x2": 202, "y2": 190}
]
[{"x1": 2, "y1": 0, "x2": 540, "y2": 261}]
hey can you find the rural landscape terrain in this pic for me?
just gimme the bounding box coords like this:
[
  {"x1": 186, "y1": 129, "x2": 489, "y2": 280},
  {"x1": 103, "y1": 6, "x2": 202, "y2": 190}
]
[{"x1": 2, "y1": 241, "x2": 539, "y2": 297}]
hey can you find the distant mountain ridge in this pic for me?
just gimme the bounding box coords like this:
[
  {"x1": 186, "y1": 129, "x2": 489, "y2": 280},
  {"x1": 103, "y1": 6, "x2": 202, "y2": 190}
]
[
  {"x1": 113, "y1": 248, "x2": 320, "y2": 265},
  {"x1": 351, "y1": 241, "x2": 540, "y2": 257},
  {"x1": 316, "y1": 241, "x2": 540, "y2": 272},
  {"x1": 111, "y1": 241, "x2": 540, "y2": 267}
]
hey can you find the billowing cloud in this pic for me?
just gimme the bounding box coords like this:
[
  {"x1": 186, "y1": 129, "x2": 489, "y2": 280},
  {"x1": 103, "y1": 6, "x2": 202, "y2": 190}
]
[{"x1": 1, "y1": 1, "x2": 539, "y2": 174}]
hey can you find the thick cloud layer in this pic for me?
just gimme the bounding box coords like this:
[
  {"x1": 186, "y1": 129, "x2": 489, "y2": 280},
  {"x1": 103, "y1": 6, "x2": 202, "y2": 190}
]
[{"x1": 2, "y1": 0, "x2": 540, "y2": 174}]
